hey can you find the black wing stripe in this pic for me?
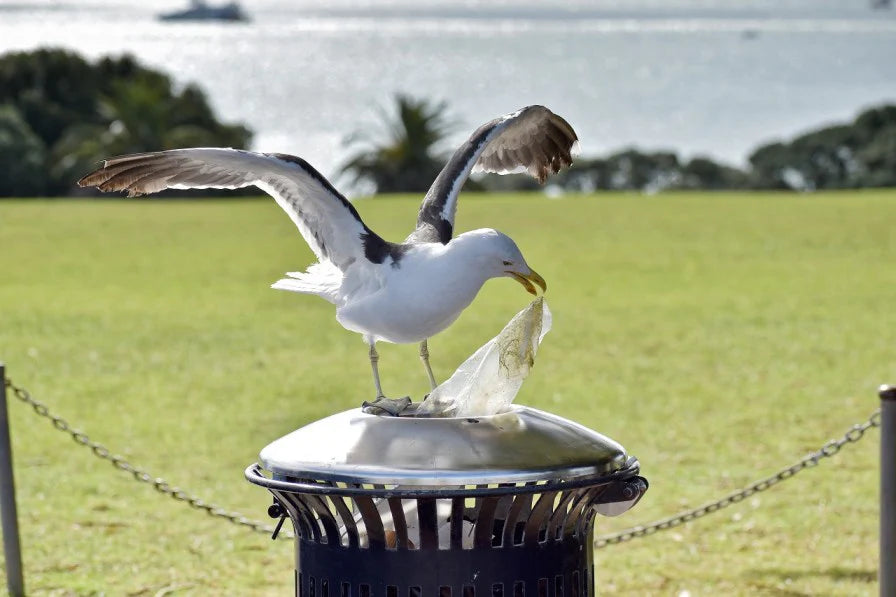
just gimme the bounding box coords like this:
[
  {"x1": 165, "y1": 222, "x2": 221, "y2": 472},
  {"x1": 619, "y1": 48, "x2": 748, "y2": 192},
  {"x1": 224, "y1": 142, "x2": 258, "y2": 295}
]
[
  {"x1": 410, "y1": 106, "x2": 578, "y2": 245},
  {"x1": 265, "y1": 152, "x2": 406, "y2": 264}
]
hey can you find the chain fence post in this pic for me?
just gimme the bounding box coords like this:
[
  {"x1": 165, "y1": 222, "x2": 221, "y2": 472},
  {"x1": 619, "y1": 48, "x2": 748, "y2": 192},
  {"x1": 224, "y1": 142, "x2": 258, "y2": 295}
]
[
  {"x1": 880, "y1": 384, "x2": 896, "y2": 597},
  {"x1": 0, "y1": 364, "x2": 25, "y2": 596}
]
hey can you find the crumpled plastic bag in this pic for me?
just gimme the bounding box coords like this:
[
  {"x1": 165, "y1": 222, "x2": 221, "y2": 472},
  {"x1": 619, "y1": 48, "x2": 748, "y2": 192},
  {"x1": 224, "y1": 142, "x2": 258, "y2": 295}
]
[{"x1": 417, "y1": 297, "x2": 552, "y2": 417}]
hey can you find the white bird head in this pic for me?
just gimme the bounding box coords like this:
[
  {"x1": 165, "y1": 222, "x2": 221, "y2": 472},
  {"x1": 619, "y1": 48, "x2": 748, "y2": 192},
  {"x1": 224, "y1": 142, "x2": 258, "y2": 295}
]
[{"x1": 455, "y1": 228, "x2": 547, "y2": 295}]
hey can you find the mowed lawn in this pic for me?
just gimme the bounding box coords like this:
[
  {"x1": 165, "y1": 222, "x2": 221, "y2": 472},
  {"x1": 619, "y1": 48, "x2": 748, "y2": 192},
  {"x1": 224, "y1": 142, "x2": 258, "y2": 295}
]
[{"x1": 0, "y1": 191, "x2": 893, "y2": 596}]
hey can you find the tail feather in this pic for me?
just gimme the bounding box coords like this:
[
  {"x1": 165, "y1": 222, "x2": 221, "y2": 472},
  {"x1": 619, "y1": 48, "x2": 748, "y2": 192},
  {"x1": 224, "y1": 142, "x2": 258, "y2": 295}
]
[{"x1": 271, "y1": 262, "x2": 341, "y2": 304}]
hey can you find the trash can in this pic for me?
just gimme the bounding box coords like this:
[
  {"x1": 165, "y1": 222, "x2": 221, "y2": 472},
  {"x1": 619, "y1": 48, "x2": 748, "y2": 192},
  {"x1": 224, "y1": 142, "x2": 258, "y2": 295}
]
[{"x1": 246, "y1": 406, "x2": 647, "y2": 596}]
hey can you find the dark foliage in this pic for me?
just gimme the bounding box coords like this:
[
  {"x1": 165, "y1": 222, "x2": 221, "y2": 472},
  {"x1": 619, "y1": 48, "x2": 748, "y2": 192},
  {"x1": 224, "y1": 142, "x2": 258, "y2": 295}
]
[
  {"x1": 748, "y1": 104, "x2": 896, "y2": 190},
  {"x1": 0, "y1": 105, "x2": 47, "y2": 196},
  {"x1": 530, "y1": 104, "x2": 896, "y2": 194},
  {"x1": 546, "y1": 149, "x2": 748, "y2": 193},
  {"x1": 347, "y1": 98, "x2": 896, "y2": 195},
  {"x1": 0, "y1": 48, "x2": 251, "y2": 196}
]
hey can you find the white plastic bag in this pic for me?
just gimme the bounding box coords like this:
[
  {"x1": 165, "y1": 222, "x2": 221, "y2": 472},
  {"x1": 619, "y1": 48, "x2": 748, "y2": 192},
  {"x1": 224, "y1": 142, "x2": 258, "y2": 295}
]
[{"x1": 418, "y1": 297, "x2": 552, "y2": 417}]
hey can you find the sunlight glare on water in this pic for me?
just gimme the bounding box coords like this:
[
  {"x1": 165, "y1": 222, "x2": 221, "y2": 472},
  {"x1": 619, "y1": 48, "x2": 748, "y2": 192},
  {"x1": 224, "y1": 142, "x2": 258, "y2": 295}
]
[{"x1": 1, "y1": 0, "x2": 894, "y2": 179}]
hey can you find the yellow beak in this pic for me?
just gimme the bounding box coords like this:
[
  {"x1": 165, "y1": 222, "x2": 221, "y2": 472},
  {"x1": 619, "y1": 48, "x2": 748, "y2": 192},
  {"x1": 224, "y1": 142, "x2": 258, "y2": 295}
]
[{"x1": 506, "y1": 268, "x2": 547, "y2": 295}]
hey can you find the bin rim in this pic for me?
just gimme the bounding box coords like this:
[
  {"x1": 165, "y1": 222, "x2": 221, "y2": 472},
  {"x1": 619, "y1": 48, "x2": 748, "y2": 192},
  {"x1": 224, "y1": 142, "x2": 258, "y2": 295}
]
[
  {"x1": 255, "y1": 405, "x2": 631, "y2": 486},
  {"x1": 244, "y1": 458, "x2": 642, "y2": 499}
]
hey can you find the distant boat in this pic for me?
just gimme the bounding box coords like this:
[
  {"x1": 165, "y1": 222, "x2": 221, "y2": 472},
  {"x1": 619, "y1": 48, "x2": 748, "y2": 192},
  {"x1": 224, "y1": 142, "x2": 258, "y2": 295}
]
[{"x1": 158, "y1": 1, "x2": 249, "y2": 22}]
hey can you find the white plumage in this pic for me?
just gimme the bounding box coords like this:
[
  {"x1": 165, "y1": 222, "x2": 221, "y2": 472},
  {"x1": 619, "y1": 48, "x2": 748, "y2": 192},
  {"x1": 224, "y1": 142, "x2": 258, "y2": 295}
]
[{"x1": 78, "y1": 105, "x2": 578, "y2": 412}]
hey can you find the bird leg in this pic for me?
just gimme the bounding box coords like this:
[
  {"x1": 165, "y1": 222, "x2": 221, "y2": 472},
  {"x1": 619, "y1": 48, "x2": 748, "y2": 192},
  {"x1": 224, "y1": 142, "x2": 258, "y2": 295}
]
[
  {"x1": 419, "y1": 339, "x2": 438, "y2": 391},
  {"x1": 369, "y1": 343, "x2": 385, "y2": 398},
  {"x1": 362, "y1": 343, "x2": 411, "y2": 416}
]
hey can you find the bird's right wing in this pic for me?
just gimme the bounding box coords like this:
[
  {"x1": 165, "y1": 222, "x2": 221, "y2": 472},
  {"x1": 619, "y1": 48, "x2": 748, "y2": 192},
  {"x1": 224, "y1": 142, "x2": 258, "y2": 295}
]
[
  {"x1": 78, "y1": 148, "x2": 397, "y2": 270},
  {"x1": 409, "y1": 105, "x2": 578, "y2": 244}
]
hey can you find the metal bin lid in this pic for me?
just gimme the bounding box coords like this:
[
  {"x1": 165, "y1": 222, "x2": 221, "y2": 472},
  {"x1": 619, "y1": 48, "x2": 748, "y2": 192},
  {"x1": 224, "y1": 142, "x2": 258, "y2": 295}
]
[{"x1": 258, "y1": 405, "x2": 629, "y2": 486}]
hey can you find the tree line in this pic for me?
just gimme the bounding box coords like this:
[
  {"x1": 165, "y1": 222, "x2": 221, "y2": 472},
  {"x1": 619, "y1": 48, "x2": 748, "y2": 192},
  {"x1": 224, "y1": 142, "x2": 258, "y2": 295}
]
[
  {"x1": 351, "y1": 96, "x2": 896, "y2": 194},
  {"x1": 1, "y1": 48, "x2": 894, "y2": 197},
  {"x1": 0, "y1": 49, "x2": 250, "y2": 196}
]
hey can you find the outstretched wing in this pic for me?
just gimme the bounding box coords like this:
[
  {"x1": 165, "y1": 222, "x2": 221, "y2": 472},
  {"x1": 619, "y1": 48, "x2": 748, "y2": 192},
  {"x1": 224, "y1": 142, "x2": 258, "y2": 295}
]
[
  {"x1": 78, "y1": 148, "x2": 397, "y2": 270},
  {"x1": 409, "y1": 105, "x2": 578, "y2": 244}
]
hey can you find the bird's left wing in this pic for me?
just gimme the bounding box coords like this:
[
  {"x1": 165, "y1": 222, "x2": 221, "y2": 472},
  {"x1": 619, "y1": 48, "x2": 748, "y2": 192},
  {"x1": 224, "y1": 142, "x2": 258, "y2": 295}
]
[
  {"x1": 409, "y1": 105, "x2": 578, "y2": 244},
  {"x1": 78, "y1": 148, "x2": 393, "y2": 270}
]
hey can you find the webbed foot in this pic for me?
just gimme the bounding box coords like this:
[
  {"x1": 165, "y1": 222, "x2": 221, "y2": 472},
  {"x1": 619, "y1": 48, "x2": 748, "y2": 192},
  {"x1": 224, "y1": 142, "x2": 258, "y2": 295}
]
[{"x1": 362, "y1": 396, "x2": 412, "y2": 416}]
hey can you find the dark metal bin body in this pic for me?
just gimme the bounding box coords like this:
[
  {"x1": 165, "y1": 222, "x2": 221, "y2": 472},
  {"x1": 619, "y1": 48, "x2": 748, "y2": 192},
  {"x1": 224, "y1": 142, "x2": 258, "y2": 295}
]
[{"x1": 247, "y1": 406, "x2": 647, "y2": 596}]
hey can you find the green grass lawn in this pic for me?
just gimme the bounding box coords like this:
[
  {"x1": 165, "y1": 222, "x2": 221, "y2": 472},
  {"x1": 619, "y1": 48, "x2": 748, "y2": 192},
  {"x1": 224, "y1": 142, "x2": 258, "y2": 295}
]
[{"x1": 0, "y1": 191, "x2": 893, "y2": 595}]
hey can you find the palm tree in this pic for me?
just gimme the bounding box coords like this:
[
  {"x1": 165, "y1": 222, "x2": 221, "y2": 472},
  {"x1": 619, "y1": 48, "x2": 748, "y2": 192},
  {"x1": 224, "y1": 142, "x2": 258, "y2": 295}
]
[{"x1": 340, "y1": 94, "x2": 455, "y2": 194}]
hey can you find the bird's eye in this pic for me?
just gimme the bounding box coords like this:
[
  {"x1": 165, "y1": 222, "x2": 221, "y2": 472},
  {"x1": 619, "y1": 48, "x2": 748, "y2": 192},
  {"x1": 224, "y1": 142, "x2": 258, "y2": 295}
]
[{"x1": 502, "y1": 260, "x2": 512, "y2": 266}]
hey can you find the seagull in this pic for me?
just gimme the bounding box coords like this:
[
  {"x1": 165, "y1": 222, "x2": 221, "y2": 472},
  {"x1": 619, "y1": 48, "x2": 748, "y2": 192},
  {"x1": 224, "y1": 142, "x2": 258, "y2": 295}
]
[{"x1": 78, "y1": 105, "x2": 578, "y2": 414}]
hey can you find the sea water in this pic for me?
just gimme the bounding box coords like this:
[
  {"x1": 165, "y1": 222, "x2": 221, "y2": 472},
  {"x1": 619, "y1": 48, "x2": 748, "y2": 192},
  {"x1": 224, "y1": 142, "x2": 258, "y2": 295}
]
[{"x1": 2, "y1": 0, "x2": 895, "y2": 179}]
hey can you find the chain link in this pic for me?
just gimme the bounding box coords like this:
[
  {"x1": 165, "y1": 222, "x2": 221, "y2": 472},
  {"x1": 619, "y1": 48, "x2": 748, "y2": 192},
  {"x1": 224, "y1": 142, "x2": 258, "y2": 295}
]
[
  {"x1": 3, "y1": 377, "x2": 290, "y2": 539},
  {"x1": 594, "y1": 407, "x2": 882, "y2": 548},
  {"x1": 4, "y1": 376, "x2": 881, "y2": 547}
]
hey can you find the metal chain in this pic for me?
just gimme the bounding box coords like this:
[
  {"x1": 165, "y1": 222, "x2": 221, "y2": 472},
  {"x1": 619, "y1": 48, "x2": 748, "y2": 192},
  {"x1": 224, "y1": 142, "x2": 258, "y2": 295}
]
[
  {"x1": 594, "y1": 406, "x2": 882, "y2": 548},
  {"x1": 3, "y1": 376, "x2": 289, "y2": 538},
  {"x1": 4, "y1": 376, "x2": 881, "y2": 547}
]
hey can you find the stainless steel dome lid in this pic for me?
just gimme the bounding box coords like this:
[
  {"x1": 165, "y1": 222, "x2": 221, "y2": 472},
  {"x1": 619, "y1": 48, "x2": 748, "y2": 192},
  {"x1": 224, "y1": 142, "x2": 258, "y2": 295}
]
[{"x1": 258, "y1": 405, "x2": 629, "y2": 486}]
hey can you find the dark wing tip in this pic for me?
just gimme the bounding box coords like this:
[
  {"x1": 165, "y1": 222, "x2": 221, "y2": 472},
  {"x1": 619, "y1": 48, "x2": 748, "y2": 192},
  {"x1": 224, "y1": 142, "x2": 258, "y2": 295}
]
[
  {"x1": 76, "y1": 169, "x2": 101, "y2": 189},
  {"x1": 473, "y1": 106, "x2": 579, "y2": 184},
  {"x1": 411, "y1": 105, "x2": 578, "y2": 245},
  {"x1": 76, "y1": 152, "x2": 174, "y2": 196}
]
